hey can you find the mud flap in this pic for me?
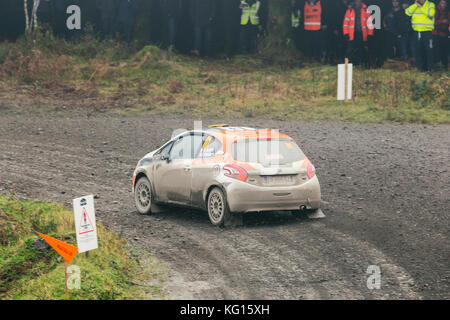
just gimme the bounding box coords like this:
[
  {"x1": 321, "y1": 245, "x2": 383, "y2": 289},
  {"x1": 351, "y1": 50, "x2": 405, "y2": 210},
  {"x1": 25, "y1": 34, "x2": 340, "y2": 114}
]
[
  {"x1": 224, "y1": 212, "x2": 243, "y2": 227},
  {"x1": 307, "y1": 208, "x2": 326, "y2": 219}
]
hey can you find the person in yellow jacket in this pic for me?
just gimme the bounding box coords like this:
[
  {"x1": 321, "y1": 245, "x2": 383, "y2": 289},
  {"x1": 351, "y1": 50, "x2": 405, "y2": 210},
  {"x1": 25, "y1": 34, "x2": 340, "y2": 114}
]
[
  {"x1": 290, "y1": 0, "x2": 302, "y2": 51},
  {"x1": 239, "y1": 0, "x2": 261, "y2": 53},
  {"x1": 406, "y1": 0, "x2": 436, "y2": 71}
]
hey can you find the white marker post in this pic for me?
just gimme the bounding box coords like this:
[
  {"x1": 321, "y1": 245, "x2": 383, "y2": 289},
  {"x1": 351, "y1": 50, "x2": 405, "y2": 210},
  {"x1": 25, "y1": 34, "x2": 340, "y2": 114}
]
[
  {"x1": 337, "y1": 58, "x2": 353, "y2": 101},
  {"x1": 73, "y1": 195, "x2": 98, "y2": 254}
]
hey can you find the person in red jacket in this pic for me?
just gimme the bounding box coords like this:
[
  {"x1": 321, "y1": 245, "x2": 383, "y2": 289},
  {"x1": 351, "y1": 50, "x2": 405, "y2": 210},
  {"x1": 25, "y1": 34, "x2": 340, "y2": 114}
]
[
  {"x1": 433, "y1": 0, "x2": 449, "y2": 69},
  {"x1": 303, "y1": 0, "x2": 328, "y2": 61},
  {"x1": 343, "y1": 0, "x2": 374, "y2": 66}
]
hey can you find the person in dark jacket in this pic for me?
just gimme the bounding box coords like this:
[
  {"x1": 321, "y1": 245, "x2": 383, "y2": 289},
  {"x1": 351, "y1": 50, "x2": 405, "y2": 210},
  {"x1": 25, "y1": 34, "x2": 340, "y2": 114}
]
[
  {"x1": 160, "y1": 0, "x2": 183, "y2": 48},
  {"x1": 433, "y1": 0, "x2": 449, "y2": 68},
  {"x1": 384, "y1": 0, "x2": 401, "y2": 59},
  {"x1": 385, "y1": 0, "x2": 412, "y2": 61},
  {"x1": 290, "y1": 0, "x2": 303, "y2": 51},
  {"x1": 327, "y1": 0, "x2": 348, "y2": 63},
  {"x1": 365, "y1": 0, "x2": 390, "y2": 68},
  {"x1": 190, "y1": 0, "x2": 216, "y2": 57},
  {"x1": 394, "y1": 0, "x2": 415, "y2": 61}
]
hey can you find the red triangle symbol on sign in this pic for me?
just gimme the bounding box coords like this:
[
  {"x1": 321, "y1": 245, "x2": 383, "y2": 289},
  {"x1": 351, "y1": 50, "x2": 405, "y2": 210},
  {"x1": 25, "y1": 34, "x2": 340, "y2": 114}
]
[{"x1": 79, "y1": 207, "x2": 95, "y2": 235}]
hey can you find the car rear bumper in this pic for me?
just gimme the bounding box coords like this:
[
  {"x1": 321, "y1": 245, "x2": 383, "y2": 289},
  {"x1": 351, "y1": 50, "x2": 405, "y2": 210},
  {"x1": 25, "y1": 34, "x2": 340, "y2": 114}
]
[{"x1": 225, "y1": 175, "x2": 321, "y2": 213}]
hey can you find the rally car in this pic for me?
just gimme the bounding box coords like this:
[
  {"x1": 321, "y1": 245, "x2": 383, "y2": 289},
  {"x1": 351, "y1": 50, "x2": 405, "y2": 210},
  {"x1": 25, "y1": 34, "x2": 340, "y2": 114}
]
[{"x1": 132, "y1": 125, "x2": 322, "y2": 226}]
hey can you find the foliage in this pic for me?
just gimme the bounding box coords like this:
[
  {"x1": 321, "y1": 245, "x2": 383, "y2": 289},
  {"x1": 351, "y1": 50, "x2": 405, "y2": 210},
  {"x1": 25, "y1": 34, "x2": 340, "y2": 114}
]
[
  {"x1": 0, "y1": 32, "x2": 448, "y2": 124},
  {"x1": 0, "y1": 196, "x2": 166, "y2": 300}
]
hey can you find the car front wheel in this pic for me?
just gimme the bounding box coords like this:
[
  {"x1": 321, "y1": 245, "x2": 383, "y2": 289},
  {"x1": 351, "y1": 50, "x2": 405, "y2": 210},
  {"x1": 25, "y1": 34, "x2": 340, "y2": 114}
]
[
  {"x1": 135, "y1": 176, "x2": 152, "y2": 215},
  {"x1": 207, "y1": 187, "x2": 230, "y2": 226}
]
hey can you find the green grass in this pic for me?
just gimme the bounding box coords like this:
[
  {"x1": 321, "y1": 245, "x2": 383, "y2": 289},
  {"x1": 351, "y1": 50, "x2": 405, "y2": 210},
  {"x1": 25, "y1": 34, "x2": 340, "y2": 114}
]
[
  {"x1": 0, "y1": 33, "x2": 448, "y2": 124},
  {"x1": 0, "y1": 195, "x2": 166, "y2": 300}
]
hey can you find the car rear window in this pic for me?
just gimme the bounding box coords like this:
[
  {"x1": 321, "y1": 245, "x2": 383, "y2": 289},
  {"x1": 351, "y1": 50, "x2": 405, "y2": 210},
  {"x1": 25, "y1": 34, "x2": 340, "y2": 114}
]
[{"x1": 231, "y1": 139, "x2": 304, "y2": 165}]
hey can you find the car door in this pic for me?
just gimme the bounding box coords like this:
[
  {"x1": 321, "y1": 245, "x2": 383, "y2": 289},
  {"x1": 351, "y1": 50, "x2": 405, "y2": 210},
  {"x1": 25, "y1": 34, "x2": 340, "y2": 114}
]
[
  {"x1": 151, "y1": 142, "x2": 173, "y2": 202},
  {"x1": 154, "y1": 133, "x2": 203, "y2": 205},
  {"x1": 191, "y1": 135, "x2": 224, "y2": 208}
]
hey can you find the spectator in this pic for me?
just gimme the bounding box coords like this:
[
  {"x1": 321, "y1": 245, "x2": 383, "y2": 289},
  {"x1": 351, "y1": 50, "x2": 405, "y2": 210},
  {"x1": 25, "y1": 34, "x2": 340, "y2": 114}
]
[
  {"x1": 398, "y1": 0, "x2": 414, "y2": 62},
  {"x1": 190, "y1": 0, "x2": 216, "y2": 57},
  {"x1": 406, "y1": 0, "x2": 436, "y2": 71},
  {"x1": 366, "y1": 0, "x2": 389, "y2": 68},
  {"x1": 303, "y1": 0, "x2": 327, "y2": 62},
  {"x1": 160, "y1": 0, "x2": 183, "y2": 49},
  {"x1": 385, "y1": 0, "x2": 401, "y2": 59},
  {"x1": 239, "y1": 0, "x2": 262, "y2": 54},
  {"x1": 327, "y1": 0, "x2": 349, "y2": 63},
  {"x1": 290, "y1": 0, "x2": 302, "y2": 51},
  {"x1": 433, "y1": 0, "x2": 449, "y2": 69},
  {"x1": 385, "y1": 0, "x2": 413, "y2": 61},
  {"x1": 343, "y1": 0, "x2": 374, "y2": 66}
]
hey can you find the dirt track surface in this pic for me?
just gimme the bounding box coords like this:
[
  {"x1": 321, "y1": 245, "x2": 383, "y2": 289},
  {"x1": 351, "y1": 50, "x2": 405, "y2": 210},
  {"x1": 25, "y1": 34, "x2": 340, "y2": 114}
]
[{"x1": 0, "y1": 114, "x2": 449, "y2": 300}]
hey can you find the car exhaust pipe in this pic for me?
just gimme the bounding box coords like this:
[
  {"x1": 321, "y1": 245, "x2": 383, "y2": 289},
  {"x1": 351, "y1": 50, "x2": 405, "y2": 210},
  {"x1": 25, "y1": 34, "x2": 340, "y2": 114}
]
[{"x1": 299, "y1": 205, "x2": 307, "y2": 211}]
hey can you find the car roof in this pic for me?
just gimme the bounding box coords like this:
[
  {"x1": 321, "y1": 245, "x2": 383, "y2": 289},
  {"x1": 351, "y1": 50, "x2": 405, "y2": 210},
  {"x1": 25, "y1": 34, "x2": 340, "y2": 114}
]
[
  {"x1": 206, "y1": 127, "x2": 292, "y2": 143},
  {"x1": 171, "y1": 127, "x2": 292, "y2": 143},
  {"x1": 157, "y1": 127, "x2": 296, "y2": 156}
]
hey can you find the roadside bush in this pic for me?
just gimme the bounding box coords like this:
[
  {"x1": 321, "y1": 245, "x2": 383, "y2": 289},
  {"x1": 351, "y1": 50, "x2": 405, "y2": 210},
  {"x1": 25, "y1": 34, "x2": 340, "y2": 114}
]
[
  {"x1": 0, "y1": 45, "x2": 69, "y2": 85},
  {"x1": 134, "y1": 45, "x2": 166, "y2": 65}
]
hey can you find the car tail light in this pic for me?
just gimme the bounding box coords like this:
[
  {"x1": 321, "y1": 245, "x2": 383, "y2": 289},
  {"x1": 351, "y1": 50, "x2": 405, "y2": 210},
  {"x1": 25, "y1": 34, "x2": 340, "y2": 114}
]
[
  {"x1": 307, "y1": 162, "x2": 315, "y2": 179},
  {"x1": 223, "y1": 164, "x2": 248, "y2": 182}
]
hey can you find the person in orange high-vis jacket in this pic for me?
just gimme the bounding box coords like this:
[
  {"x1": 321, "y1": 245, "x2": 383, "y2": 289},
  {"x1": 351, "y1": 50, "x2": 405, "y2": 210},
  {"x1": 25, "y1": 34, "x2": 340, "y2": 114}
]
[
  {"x1": 303, "y1": 0, "x2": 327, "y2": 61},
  {"x1": 343, "y1": 0, "x2": 374, "y2": 66}
]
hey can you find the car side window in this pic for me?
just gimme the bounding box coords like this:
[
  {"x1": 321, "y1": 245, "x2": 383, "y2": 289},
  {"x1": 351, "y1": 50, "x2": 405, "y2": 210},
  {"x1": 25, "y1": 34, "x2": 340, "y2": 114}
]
[
  {"x1": 169, "y1": 137, "x2": 186, "y2": 160},
  {"x1": 196, "y1": 135, "x2": 223, "y2": 159},
  {"x1": 158, "y1": 142, "x2": 172, "y2": 159},
  {"x1": 170, "y1": 134, "x2": 204, "y2": 160}
]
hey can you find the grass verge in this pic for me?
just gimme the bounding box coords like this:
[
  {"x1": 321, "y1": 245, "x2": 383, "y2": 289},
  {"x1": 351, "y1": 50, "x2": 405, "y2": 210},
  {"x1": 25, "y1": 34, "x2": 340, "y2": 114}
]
[
  {"x1": 0, "y1": 33, "x2": 448, "y2": 124},
  {"x1": 0, "y1": 195, "x2": 166, "y2": 300}
]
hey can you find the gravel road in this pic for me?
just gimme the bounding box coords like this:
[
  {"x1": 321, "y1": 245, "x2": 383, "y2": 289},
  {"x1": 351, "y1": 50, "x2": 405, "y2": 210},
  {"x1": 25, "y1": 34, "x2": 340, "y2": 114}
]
[{"x1": 0, "y1": 114, "x2": 448, "y2": 299}]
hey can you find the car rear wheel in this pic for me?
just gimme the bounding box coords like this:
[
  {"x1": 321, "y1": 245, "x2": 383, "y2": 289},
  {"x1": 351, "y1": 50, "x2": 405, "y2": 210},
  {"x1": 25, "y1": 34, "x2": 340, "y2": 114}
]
[
  {"x1": 135, "y1": 176, "x2": 152, "y2": 215},
  {"x1": 207, "y1": 187, "x2": 230, "y2": 226}
]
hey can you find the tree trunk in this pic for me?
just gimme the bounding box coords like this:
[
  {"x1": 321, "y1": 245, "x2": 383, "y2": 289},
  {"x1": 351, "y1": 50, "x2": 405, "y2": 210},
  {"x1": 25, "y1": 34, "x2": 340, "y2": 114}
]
[
  {"x1": 265, "y1": 0, "x2": 291, "y2": 50},
  {"x1": 24, "y1": 0, "x2": 30, "y2": 31},
  {"x1": 32, "y1": 0, "x2": 38, "y2": 30},
  {"x1": 259, "y1": 0, "x2": 302, "y2": 65},
  {"x1": 24, "y1": 0, "x2": 38, "y2": 33}
]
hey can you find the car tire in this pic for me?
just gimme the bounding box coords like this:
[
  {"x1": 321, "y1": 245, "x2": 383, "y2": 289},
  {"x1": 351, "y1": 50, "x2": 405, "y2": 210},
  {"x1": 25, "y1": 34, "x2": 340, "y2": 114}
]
[
  {"x1": 134, "y1": 176, "x2": 152, "y2": 215},
  {"x1": 207, "y1": 187, "x2": 230, "y2": 227}
]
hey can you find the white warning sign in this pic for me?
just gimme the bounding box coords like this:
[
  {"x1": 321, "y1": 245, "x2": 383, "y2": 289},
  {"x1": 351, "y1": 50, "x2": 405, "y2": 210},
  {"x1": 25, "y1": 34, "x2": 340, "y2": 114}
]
[{"x1": 73, "y1": 195, "x2": 98, "y2": 253}]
